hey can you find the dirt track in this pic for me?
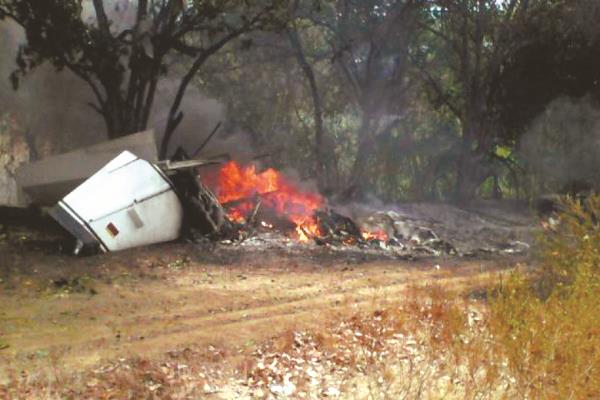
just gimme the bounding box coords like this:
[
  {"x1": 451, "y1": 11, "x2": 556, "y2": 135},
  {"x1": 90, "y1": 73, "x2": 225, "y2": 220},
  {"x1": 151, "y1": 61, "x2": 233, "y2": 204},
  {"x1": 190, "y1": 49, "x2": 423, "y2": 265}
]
[{"x1": 0, "y1": 242, "x2": 520, "y2": 382}]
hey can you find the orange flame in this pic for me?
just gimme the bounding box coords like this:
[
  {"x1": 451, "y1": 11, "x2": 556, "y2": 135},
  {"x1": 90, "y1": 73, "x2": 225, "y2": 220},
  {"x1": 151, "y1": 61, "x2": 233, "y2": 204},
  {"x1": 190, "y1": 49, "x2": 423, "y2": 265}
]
[
  {"x1": 210, "y1": 161, "x2": 323, "y2": 241},
  {"x1": 361, "y1": 230, "x2": 389, "y2": 241}
]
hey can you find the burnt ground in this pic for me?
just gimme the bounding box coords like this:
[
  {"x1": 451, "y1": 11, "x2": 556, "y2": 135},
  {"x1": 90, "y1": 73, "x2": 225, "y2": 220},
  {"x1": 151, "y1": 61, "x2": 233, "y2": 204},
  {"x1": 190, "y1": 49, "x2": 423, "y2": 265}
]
[{"x1": 0, "y1": 202, "x2": 536, "y2": 397}]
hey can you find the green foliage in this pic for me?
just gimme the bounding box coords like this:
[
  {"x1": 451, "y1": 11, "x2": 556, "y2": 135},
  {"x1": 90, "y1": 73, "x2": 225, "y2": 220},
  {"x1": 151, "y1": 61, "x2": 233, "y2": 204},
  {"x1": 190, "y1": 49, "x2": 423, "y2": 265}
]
[
  {"x1": 490, "y1": 195, "x2": 600, "y2": 399},
  {"x1": 2, "y1": 0, "x2": 600, "y2": 200},
  {"x1": 496, "y1": 0, "x2": 600, "y2": 142},
  {"x1": 0, "y1": 0, "x2": 292, "y2": 151}
]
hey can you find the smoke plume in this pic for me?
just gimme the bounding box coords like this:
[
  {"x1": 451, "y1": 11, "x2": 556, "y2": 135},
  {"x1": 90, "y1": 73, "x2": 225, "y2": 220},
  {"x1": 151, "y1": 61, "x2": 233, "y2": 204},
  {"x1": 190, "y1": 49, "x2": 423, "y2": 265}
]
[
  {"x1": 0, "y1": 0, "x2": 236, "y2": 159},
  {"x1": 519, "y1": 96, "x2": 600, "y2": 192}
]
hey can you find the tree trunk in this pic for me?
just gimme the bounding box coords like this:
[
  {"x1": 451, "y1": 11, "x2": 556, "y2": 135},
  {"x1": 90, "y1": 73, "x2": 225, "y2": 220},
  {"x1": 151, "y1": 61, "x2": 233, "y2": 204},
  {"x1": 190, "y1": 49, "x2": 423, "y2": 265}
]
[
  {"x1": 455, "y1": 157, "x2": 483, "y2": 202},
  {"x1": 345, "y1": 116, "x2": 377, "y2": 200},
  {"x1": 347, "y1": 116, "x2": 403, "y2": 200},
  {"x1": 287, "y1": 27, "x2": 339, "y2": 193},
  {"x1": 454, "y1": 132, "x2": 490, "y2": 203},
  {"x1": 102, "y1": 102, "x2": 142, "y2": 140}
]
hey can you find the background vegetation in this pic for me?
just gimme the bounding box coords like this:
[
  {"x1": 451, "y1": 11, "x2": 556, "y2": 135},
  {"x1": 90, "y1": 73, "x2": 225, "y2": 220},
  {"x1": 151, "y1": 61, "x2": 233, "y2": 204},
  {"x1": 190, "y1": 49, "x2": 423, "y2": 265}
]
[
  {"x1": 2, "y1": 0, "x2": 600, "y2": 202},
  {"x1": 489, "y1": 195, "x2": 600, "y2": 399}
]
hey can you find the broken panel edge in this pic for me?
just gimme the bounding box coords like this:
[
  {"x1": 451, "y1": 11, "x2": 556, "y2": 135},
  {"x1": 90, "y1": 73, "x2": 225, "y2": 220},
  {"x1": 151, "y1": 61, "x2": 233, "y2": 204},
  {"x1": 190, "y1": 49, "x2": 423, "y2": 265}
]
[{"x1": 49, "y1": 201, "x2": 108, "y2": 253}]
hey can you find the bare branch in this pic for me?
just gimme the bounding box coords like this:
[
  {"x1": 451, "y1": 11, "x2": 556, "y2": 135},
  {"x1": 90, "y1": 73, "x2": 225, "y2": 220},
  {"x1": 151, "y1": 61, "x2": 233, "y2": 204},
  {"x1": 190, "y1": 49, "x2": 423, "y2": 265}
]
[
  {"x1": 161, "y1": 10, "x2": 269, "y2": 157},
  {"x1": 63, "y1": 60, "x2": 106, "y2": 109},
  {"x1": 92, "y1": 0, "x2": 111, "y2": 36},
  {"x1": 171, "y1": 40, "x2": 202, "y2": 57},
  {"x1": 414, "y1": 59, "x2": 462, "y2": 119}
]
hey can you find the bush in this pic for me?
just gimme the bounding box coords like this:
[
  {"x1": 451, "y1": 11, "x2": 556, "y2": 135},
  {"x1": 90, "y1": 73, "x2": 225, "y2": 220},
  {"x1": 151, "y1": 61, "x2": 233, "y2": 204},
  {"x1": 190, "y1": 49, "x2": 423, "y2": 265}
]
[{"x1": 490, "y1": 195, "x2": 600, "y2": 399}]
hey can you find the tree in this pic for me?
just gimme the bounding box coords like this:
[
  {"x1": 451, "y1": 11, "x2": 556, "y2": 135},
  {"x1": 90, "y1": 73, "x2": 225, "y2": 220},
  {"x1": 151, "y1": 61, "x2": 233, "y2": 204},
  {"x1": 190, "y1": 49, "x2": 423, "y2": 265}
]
[
  {"x1": 496, "y1": 0, "x2": 600, "y2": 141},
  {"x1": 198, "y1": 0, "x2": 425, "y2": 199},
  {"x1": 414, "y1": 0, "x2": 533, "y2": 201},
  {"x1": 493, "y1": 1, "x2": 600, "y2": 197},
  {"x1": 0, "y1": 0, "x2": 288, "y2": 158},
  {"x1": 315, "y1": 0, "x2": 423, "y2": 198},
  {"x1": 194, "y1": 2, "x2": 343, "y2": 193},
  {"x1": 286, "y1": 1, "x2": 339, "y2": 193}
]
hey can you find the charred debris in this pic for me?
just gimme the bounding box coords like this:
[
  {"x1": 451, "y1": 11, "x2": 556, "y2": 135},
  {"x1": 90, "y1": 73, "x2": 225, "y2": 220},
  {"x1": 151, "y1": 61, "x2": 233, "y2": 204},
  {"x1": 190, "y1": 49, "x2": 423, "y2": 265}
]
[{"x1": 11, "y1": 128, "x2": 529, "y2": 258}]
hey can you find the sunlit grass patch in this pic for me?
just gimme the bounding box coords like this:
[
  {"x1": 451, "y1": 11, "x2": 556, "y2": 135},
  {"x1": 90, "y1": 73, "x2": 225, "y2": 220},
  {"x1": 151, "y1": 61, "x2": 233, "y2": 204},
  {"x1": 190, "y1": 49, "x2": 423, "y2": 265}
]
[{"x1": 489, "y1": 195, "x2": 600, "y2": 399}]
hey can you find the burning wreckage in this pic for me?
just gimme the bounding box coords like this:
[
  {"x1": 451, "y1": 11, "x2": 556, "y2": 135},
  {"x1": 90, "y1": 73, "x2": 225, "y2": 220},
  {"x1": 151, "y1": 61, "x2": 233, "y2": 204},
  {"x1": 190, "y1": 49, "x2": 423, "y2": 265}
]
[{"x1": 14, "y1": 131, "x2": 531, "y2": 257}]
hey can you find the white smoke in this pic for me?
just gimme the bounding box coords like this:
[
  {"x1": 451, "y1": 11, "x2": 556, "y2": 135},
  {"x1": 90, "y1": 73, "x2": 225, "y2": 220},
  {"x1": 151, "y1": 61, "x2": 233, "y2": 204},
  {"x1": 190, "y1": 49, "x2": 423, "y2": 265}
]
[
  {"x1": 0, "y1": 1, "x2": 256, "y2": 205},
  {"x1": 0, "y1": 1, "x2": 236, "y2": 159},
  {"x1": 0, "y1": 20, "x2": 106, "y2": 154},
  {"x1": 519, "y1": 96, "x2": 600, "y2": 191}
]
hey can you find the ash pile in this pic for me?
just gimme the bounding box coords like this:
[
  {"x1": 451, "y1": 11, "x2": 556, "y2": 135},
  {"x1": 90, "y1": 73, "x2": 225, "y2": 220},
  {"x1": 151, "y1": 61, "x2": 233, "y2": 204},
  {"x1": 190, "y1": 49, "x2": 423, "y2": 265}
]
[
  {"x1": 11, "y1": 130, "x2": 534, "y2": 258},
  {"x1": 211, "y1": 206, "x2": 459, "y2": 258},
  {"x1": 210, "y1": 202, "x2": 533, "y2": 259}
]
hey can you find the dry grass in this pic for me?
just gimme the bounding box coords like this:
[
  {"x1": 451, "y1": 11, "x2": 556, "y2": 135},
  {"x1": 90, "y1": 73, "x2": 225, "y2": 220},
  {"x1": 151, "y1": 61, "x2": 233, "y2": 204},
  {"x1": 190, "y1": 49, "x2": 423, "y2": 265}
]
[
  {"x1": 1, "y1": 274, "x2": 509, "y2": 399},
  {"x1": 489, "y1": 196, "x2": 600, "y2": 400},
  {"x1": 231, "y1": 285, "x2": 511, "y2": 399},
  {"x1": 232, "y1": 197, "x2": 600, "y2": 399},
  {"x1": 3, "y1": 267, "x2": 595, "y2": 399},
  {"x1": 0, "y1": 344, "x2": 230, "y2": 399},
  {"x1": 2, "y1": 198, "x2": 598, "y2": 398}
]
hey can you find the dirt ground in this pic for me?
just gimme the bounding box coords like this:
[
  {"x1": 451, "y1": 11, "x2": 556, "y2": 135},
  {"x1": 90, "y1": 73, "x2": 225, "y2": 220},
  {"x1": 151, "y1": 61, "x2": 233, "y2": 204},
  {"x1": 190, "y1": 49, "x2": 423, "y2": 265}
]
[{"x1": 0, "y1": 234, "x2": 523, "y2": 391}]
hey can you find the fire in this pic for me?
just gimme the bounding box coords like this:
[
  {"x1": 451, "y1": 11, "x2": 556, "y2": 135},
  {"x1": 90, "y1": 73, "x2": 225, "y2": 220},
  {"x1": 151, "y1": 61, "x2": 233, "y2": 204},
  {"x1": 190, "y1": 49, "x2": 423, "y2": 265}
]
[
  {"x1": 361, "y1": 230, "x2": 389, "y2": 241},
  {"x1": 210, "y1": 161, "x2": 323, "y2": 241}
]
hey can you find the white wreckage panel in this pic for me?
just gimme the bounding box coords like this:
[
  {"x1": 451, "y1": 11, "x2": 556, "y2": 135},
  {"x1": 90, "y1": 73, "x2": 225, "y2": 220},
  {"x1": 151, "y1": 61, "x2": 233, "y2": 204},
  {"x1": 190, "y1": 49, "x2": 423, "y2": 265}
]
[
  {"x1": 16, "y1": 129, "x2": 158, "y2": 206},
  {"x1": 50, "y1": 151, "x2": 183, "y2": 253}
]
